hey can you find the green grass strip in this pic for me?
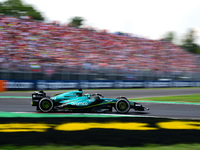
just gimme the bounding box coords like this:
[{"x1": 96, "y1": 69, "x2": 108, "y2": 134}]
[
  {"x1": 133, "y1": 94, "x2": 200, "y2": 104},
  {"x1": 1, "y1": 144, "x2": 200, "y2": 150},
  {"x1": 0, "y1": 111, "x2": 139, "y2": 118},
  {"x1": 130, "y1": 100, "x2": 200, "y2": 105}
]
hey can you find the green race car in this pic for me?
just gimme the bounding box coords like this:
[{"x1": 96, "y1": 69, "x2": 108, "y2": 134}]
[{"x1": 32, "y1": 89, "x2": 149, "y2": 113}]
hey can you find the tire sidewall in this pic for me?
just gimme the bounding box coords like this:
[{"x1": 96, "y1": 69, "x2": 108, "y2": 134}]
[
  {"x1": 115, "y1": 98, "x2": 130, "y2": 114},
  {"x1": 38, "y1": 98, "x2": 54, "y2": 112}
]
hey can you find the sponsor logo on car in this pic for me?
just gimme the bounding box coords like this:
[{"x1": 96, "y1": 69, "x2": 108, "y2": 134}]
[
  {"x1": 89, "y1": 99, "x2": 95, "y2": 102},
  {"x1": 71, "y1": 102, "x2": 88, "y2": 106},
  {"x1": 105, "y1": 100, "x2": 113, "y2": 102},
  {"x1": 51, "y1": 97, "x2": 56, "y2": 100}
]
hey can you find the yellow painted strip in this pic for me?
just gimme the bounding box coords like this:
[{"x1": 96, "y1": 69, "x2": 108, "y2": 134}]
[
  {"x1": 55, "y1": 122, "x2": 157, "y2": 131},
  {"x1": 0, "y1": 129, "x2": 46, "y2": 132},
  {"x1": 157, "y1": 121, "x2": 200, "y2": 130},
  {"x1": 1, "y1": 121, "x2": 200, "y2": 132},
  {"x1": 0, "y1": 123, "x2": 52, "y2": 132}
]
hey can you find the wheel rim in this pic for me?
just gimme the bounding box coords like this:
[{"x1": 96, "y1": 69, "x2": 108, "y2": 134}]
[
  {"x1": 41, "y1": 100, "x2": 52, "y2": 110},
  {"x1": 118, "y1": 101, "x2": 127, "y2": 111}
]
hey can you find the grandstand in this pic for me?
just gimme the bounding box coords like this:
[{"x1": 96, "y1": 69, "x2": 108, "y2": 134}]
[{"x1": 0, "y1": 15, "x2": 199, "y2": 81}]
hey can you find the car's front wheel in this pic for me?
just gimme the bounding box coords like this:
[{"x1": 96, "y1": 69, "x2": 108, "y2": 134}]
[
  {"x1": 38, "y1": 97, "x2": 54, "y2": 112},
  {"x1": 115, "y1": 97, "x2": 130, "y2": 114}
]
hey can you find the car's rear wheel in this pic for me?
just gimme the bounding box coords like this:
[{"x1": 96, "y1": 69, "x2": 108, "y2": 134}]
[
  {"x1": 115, "y1": 97, "x2": 130, "y2": 114},
  {"x1": 38, "y1": 97, "x2": 54, "y2": 112}
]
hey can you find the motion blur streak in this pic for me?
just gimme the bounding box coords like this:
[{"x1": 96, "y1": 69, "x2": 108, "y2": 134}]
[
  {"x1": 1, "y1": 121, "x2": 200, "y2": 132},
  {"x1": 0, "y1": 123, "x2": 51, "y2": 132},
  {"x1": 55, "y1": 122, "x2": 157, "y2": 131},
  {"x1": 158, "y1": 121, "x2": 200, "y2": 130}
]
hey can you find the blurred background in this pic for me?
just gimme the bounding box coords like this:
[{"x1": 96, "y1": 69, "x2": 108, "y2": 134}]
[{"x1": 0, "y1": 0, "x2": 200, "y2": 90}]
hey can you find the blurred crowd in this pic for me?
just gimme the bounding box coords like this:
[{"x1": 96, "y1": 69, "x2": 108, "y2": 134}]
[{"x1": 0, "y1": 15, "x2": 199, "y2": 74}]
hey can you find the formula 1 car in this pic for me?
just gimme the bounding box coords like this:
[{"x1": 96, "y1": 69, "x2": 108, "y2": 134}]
[{"x1": 31, "y1": 89, "x2": 149, "y2": 113}]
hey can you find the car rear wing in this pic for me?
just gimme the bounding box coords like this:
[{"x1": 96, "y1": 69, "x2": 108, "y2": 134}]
[{"x1": 32, "y1": 91, "x2": 46, "y2": 106}]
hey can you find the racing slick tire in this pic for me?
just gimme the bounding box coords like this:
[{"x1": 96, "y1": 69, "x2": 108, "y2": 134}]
[
  {"x1": 115, "y1": 97, "x2": 130, "y2": 114},
  {"x1": 38, "y1": 97, "x2": 54, "y2": 112}
]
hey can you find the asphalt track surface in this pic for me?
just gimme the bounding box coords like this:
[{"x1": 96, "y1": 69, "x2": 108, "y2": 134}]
[{"x1": 0, "y1": 88, "x2": 200, "y2": 119}]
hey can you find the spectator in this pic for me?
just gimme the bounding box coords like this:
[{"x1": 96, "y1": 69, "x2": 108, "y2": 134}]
[{"x1": 0, "y1": 15, "x2": 198, "y2": 74}]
